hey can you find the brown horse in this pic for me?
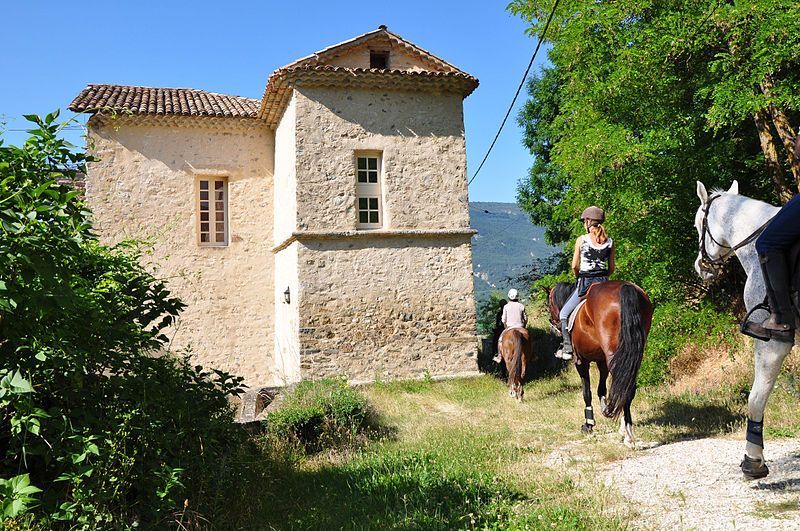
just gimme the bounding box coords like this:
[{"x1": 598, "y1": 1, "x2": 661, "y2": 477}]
[
  {"x1": 547, "y1": 280, "x2": 653, "y2": 445},
  {"x1": 498, "y1": 327, "x2": 534, "y2": 401}
]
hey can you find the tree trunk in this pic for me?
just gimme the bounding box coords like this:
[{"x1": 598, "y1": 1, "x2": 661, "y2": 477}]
[
  {"x1": 753, "y1": 109, "x2": 793, "y2": 203},
  {"x1": 760, "y1": 74, "x2": 800, "y2": 192}
]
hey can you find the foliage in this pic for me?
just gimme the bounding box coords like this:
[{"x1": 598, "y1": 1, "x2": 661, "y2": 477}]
[
  {"x1": 640, "y1": 301, "x2": 737, "y2": 386},
  {"x1": 510, "y1": 0, "x2": 800, "y2": 305},
  {"x1": 0, "y1": 113, "x2": 245, "y2": 527},
  {"x1": 476, "y1": 291, "x2": 507, "y2": 336},
  {"x1": 265, "y1": 377, "x2": 374, "y2": 453}
]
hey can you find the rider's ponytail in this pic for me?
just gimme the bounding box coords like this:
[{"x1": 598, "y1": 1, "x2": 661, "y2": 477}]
[{"x1": 588, "y1": 222, "x2": 608, "y2": 245}]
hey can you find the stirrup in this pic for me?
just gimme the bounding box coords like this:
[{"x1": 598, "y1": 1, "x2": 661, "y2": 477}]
[
  {"x1": 740, "y1": 320, "x2": 771, "y2": 342},
  {"x1": 740, "y1": 300, "x2": 772, "y2": 341}
]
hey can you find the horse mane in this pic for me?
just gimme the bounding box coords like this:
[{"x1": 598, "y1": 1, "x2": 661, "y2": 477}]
[{"x1": 551, "y1": 282, "x2": 576, "y2": 312}]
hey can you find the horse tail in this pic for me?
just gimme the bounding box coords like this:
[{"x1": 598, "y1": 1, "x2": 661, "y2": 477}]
[
  {"x1": 604, "y1": 284, "x2": 646, "y2": 419},
  {"x1": 508, "y1": 331, "x2": 524, "y2": 387}
]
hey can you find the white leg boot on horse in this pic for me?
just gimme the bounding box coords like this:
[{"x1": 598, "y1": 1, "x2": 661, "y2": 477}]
[{"x1": 742, "y1": 339, "x2": 792, "y2": 479}]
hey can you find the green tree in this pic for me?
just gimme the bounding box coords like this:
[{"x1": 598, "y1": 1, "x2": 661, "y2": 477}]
[
  {"x1": 0, "y1": 113, "x2": 245, "y2": 527},
  {"x1": 510, "y1": 0, "x2": 800, "y2": 303}
]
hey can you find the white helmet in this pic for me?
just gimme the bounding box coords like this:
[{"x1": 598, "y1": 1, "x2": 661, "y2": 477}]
[{"x1": 507, "y1": 289, "x2": 519, "y2": 301}]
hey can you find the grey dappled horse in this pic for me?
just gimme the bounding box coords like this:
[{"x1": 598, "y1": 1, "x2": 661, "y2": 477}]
[{"x1": 694, "y1": 180, "x2": 794, "y2": 479}]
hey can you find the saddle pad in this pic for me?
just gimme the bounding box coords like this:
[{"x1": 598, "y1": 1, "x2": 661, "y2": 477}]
[{"x1": 567, "y1": 300, "x2": 588, "y2": 332}]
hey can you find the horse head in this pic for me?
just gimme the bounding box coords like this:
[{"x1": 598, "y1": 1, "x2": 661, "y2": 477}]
[{"x1": 694, "y1": 180, "x2": 740, "y2": 281}]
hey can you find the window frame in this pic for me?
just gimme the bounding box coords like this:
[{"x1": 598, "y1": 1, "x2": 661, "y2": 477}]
[
  {"x1": 355, "y1": 152, "x2": 383, "y2": 230},
  {"x1": 196, "y1": 176, "x2": 229, "y2": 247}
]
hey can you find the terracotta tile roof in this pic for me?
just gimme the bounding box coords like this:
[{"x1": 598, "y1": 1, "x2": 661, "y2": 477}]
[
  {"x1": 69, "y1": 84, "x2": 260, "y2": 118},
  {"x1": 283, "y1": 26, "x2": 467, "y2": 75},
  {"x1": 70, "y1": 27, "x2": 478, "y2": 129}
]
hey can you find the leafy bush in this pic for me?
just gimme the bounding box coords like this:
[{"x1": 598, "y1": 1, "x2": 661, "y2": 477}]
[
  {"x1": 0, "y1": 113, "x2": 246, "y2": 527},
  {"x1": 266, "y1": 378, "x2": 373, "y2": 452},
  {"x1": 475, "y1": 291, "x2": 507, "y2": 336},
  {"x1": 640, "y1": 301, "x2": 737, "y2": 386}
]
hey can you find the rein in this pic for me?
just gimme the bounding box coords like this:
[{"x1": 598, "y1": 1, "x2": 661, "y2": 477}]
[{"x1": 699, "y1": 194, "x2": 772, "y2": 276}]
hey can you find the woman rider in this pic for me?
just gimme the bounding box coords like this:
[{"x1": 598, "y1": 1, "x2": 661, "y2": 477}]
[{"x1": 555, "y1": 206, "x2": 616, "y2": 360}]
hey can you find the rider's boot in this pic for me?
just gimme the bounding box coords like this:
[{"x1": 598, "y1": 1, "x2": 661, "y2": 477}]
[
  {"x1": 556, "y1": 318, "x2": 573, "y2": 360},
  {"x1": 742, "y1": 252, "x2": 795, "y2": 344}
]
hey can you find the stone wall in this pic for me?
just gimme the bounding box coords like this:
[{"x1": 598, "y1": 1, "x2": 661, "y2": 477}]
[
  {"x1": 85, "y1": 115, "x2": 277, "y2": 386},
  {"x1": 273, "y1": 94, "x2": 298, "y2": 244},
  {"x1": 296, "y1": 234, "x2": 478, "y2": 382},
  {"x1": 293, "y1": 87, "x2": 470, "y2": 232}
]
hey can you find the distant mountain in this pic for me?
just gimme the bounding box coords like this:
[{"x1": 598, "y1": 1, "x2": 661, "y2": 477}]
[{"x1": 470, "y1": 202, "x2": 559, "y2": 304}]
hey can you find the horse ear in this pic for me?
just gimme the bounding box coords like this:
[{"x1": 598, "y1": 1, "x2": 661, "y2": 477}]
[
  {"x1": 728, "y1": 180, "x2": 739, "y2": 195},
  {"x1": 696, "y1": 181, "x2": 708, "y2": 203}
]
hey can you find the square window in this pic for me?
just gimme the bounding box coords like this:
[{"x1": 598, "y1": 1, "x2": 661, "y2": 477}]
[
  {"x1": 358, "y1": 158, "x2": 366, "y2": 170},
  {"x1": 200, "y1": 201, "x2": 208, "y2": 210},
  {"x1": 359, "y1": 198, "x2": 368, "y2": 209},
  {"x1": 369, "y1": 212, "x2": 379, "y2": 223},
  {"x1": 200, "y1": 191, "x2": 208, "y2": 200},
  {"x1": 370, "y1": 51, "x2": 389, "y2": 69},
  {"x1": 369, "y1": 197, "x2": 378, "y2": 209},
  {"x1": 214, "y1": 181, "x2": 223, "y2": 190},
  {"x1": 359, "y1": 211, "x2": 369, "y2": 223},
  {"x1": 200, "y1": 181, "x2": 209, "y2": 190}
]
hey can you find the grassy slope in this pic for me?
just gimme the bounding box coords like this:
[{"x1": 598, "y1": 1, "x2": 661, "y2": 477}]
[{"x1": 239, "y1": 303, "x2": 800, "y2": 530}]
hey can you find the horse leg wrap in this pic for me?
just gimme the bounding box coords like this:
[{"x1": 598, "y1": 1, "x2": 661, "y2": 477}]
[
  {"x1": 746, "y1": 419, "x2": 764, "y2": 448},
  {"x1": 585, "y1": 406, "x2": 595, "y2": 426}
]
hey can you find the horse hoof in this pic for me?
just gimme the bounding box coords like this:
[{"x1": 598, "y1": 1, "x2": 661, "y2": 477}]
[
  {"x1": 581, "y1": 424, "x2": 593, "y2": 434},
  {"x1": 741, "y1": 454, "x2": 769, "y2": 479}
]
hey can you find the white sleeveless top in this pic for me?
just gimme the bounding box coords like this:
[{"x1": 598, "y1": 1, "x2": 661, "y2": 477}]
[{"x1": 579, "y1": 237, "x2": 613, "y2": 274}]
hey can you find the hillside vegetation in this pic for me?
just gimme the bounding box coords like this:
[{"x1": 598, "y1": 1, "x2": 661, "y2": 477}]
[{"x1": 470, "y1": 202, "x2": 557, "y2": 305}]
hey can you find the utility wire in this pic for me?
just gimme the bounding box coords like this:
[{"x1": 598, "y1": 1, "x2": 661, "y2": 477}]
[{"x1": 468, "y1": 0, "x2": 561, "y2": 186}]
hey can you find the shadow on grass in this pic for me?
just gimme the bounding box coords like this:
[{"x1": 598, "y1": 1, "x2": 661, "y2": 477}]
[
  {"x1": 257, "y1": 450, "x2": 526, "y2": 530},
  {"x1": 640, "y1": 398, "x2": 740, "y2": 443}
]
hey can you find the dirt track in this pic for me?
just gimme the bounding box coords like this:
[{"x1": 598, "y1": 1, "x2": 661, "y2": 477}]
[{"x1": 602, "y1": 437, "x2": 800, "y2": 529}]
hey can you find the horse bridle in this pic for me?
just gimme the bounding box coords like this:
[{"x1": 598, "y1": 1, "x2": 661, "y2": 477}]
[{"x1": 698, "y1": 194, "x2": 771, "y2": 276}]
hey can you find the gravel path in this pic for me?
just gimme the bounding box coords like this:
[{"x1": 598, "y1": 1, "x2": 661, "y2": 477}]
[{"x1": 602, "y1": 437, "x2": 800, "y2": 530}]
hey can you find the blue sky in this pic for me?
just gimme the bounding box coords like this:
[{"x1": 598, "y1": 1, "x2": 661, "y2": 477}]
[{"x1": 0, "y1": 1, "x2": 547, "y2": 203}]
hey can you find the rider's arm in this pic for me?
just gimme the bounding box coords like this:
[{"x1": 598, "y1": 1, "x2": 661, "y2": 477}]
[
  {"x1": 501, "y1": 304, "x2": 508, "y2": 327},
  {"x1": 571, "y1": 236, "x2": 582, "y2": 277},
  {"x1": 522, "y1": 307, "x2": 528, "y2": 327},
  {"x1": 608, "y1": 245, "x2": 616, "y2": 276}
]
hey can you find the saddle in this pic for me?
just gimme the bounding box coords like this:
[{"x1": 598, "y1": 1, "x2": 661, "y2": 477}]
[{"x1": 567, "y1": 300, "x2": 588, "y2": 332}]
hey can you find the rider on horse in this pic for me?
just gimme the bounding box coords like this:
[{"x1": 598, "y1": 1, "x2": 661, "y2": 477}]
[
  {"x1": 556, "y1": 206, "x2": 616, "y2": 360},
  {"x1": 492, "y1": 289, "x2": 527, "y2": 363},
  {"x1": 741, "y1": 136, "x2": 800, "y2": 344}
]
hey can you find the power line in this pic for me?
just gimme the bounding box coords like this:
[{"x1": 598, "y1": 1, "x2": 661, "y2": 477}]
[{"x1": 468, "y1": 0, "x2": 561, "y2": 186}]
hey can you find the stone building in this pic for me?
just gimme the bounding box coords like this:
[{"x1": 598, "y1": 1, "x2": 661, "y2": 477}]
[{"x1": 69, "y1": 26, "x2": 479, "y2": 387}]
